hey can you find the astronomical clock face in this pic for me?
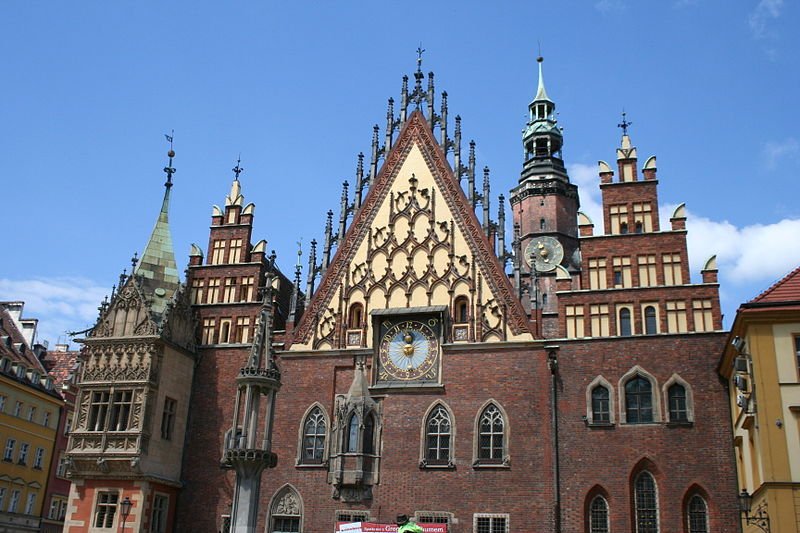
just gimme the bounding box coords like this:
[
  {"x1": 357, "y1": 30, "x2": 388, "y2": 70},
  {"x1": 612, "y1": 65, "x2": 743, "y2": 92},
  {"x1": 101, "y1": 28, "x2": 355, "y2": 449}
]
[{"x1": 377, "y1": 317, "x2": 441, "y2": 383}]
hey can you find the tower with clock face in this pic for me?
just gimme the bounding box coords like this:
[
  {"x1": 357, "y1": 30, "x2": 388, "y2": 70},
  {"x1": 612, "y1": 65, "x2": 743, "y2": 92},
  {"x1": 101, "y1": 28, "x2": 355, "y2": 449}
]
[{"x1": 374, "y1": 311, "x2": 443, "y2": 384}]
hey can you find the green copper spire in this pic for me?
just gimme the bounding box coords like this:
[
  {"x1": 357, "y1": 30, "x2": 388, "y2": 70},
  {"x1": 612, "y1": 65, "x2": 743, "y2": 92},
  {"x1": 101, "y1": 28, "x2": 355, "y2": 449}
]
[
  {"x1": 135, "y1": 146, "x2": 181, "y2": 316},
  {"x1": 519, "y1": 55, "x2": 568, "y2": 182},
  {"x1": 534, "y1": 55, "x2": 552, "y2": 103}
]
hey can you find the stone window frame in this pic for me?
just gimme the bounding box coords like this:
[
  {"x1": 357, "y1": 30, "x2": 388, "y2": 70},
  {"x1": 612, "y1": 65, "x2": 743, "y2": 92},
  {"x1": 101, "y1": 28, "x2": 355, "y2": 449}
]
[
  {"x1": 586, "y1": 376, "x2": 616, "y2": 426},
  {"x1": 296, "y1": 403, "x2": 329, "y2": 467},
  {"x1": 616, "y1": 304, "x2": 634, "y2": 337},
  {"x1": 472, "y1": 400, "x2": 510, "y2": 468},
  {"x1": 90, "y1": 489, "x2": 120, "y2": 530},
  {"x1": 473, "y1": 512, "x2": 510, "y2": 533},
  {"x1": 419, "y1": 401, "x2": 455, "y2": 469},
  {"x1": 151, "y1": 492, "x2": 169, "y2": 533},
  {"x1": 663, "y1": 374, "x2": 694, "y2": 425},
  {"x1": 618, "y1": 366, "x2": 661, "y2": 425},
  {"x1": 642, "y1": 303, "x2": 659, "y2": 335},
  {"x1": 269, "y1": 484, "x2": 304, "y2": 533}
]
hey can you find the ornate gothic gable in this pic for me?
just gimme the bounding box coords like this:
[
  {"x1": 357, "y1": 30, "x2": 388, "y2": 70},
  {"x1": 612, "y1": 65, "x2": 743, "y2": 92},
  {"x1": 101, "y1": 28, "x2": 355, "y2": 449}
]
[
  {"x1": 291, "y1": 111, "x2": 531, "y2": 350},
  {"x1": 90, "y1": 278, "x2": 158, "y2": 339}
]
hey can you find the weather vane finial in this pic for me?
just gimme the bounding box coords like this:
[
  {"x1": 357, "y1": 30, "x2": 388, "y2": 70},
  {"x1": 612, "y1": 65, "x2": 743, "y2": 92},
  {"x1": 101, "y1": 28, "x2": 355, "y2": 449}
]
[
  {"x1": 416, "y1": 43, "x2": 425, "y2": 71},
  {"x1": 163, "y1": 130, "x2": 176, "y2": 187},
  {"x1": 537, "y1": 41, "x2": 543, "y2": 62},
  {"x1": 617, "y1": 110, "x2": 632, "y2": 136},
  {"x1": 232, "y1": 154, "x2": 244, "y2": 180}
]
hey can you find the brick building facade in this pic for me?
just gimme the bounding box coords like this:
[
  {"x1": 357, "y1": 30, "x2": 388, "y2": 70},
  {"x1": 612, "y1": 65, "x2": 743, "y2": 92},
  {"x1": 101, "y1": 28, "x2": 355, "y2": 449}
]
[{"x1": 65, "y1": 59, "x2": 739, "y2": 533}]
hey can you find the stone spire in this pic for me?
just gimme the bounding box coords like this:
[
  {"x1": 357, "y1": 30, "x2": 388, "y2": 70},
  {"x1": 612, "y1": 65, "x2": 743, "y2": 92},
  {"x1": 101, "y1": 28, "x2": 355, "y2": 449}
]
[{"x1": 224, "y1": 265, "x2": 282, "y2": 532}]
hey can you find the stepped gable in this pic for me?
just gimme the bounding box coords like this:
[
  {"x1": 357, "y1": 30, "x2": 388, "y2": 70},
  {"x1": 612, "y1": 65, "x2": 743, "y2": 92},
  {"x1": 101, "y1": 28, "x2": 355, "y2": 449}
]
[
  {"x1": 749, "y1": 265, "x2": 800, "y2": 304},
  {"x1": 292, "y1": 110, "x2": 531, "y2": 346}
]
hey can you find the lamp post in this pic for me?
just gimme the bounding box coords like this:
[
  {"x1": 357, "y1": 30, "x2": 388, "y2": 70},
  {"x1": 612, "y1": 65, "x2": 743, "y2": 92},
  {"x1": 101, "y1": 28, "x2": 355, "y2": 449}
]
[
  {"x1": 738, "y1": 489, "x2": 770, "y2": 533},
  {"x1": 120, "y1": 496, "x2": 132, "y2": 531}
]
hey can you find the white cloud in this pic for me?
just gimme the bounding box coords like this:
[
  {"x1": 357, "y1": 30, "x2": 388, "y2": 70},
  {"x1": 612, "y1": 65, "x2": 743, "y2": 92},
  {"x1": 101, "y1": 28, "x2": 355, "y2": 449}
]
[
  {"x1": 762, "y1": 138, "x2": 799, "y2": 169},
  {"x1": 570, "y1": 162, "x2": 604, "y2": 229},
  {"x1": 660, "y1": 204, "x2": 800, "y2": 286},
  {"x1": 0, "y1": 277, "x2": 108, "y2": 348},
  {"x1": 748, "y1": 0, "x2": 783, "y2": 39}
]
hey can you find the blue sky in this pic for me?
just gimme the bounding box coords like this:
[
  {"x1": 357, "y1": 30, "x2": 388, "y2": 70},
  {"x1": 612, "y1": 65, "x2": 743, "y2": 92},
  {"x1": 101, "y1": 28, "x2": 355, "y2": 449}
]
[{"x1": 1, "y1": 1, "x2": 798, "y2": 347}]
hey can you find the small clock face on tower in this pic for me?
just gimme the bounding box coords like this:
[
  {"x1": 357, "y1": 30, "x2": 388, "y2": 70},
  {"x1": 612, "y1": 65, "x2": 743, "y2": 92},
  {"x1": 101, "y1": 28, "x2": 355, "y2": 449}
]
[{"x1": 377, "y1": 318, "x2": 440, "y2": 382}]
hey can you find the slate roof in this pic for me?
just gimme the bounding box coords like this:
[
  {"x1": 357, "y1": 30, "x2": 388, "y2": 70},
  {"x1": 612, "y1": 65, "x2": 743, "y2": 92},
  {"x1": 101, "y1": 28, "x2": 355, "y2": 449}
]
[{"x1": 749, "y1": 265, "x2": 800, "y2": 304}]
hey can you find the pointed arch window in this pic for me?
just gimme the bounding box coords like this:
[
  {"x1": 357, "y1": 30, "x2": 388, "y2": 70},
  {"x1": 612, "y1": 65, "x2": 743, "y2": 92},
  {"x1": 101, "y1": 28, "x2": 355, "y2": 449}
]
[
  {"x1": 634, "y1": 472, "x2": 659, "y2": 533},
  {"x1": 686, "y1": 494, "x2": 708, "y2": 533},
  {"x1": 477, "y1": 404, "x2": 505, "y2": 464},
  {"x1": 668, "y1": 383, "x2": 688, "y2": 423},
  {"x1": 425, "y1": 406, "x2": 452, "y2": 466},
  {"x1": 269, "y1": 487, "x2": 302, "y2": 533},
  {"x1": 301, "y1": 407, "x2": 326, "y2": 464},
  {"x1": 363, "y1": 414, "x2": 375, "y2": 455},
  {"x1": 591, "y1": 386, "x2": 611, "y2": 424},
  {"x1": 589, "y1": 495, "x2": 610, "y2": 533},
  {"x1": 346, "y1": 414, "x2": 359, "y2": 453},
  {"x1": 626, "y1": 377, "x2": 653, "y2": 424}
]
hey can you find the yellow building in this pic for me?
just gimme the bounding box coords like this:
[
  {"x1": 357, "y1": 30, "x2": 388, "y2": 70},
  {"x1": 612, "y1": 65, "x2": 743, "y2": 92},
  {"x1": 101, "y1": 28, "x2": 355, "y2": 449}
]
[
  {"x1": 720, "y1": 266, "x2": 800, "y2": 533},
  {"x1": 0, "y1": 303, "x2": 62, "y2": 532}
]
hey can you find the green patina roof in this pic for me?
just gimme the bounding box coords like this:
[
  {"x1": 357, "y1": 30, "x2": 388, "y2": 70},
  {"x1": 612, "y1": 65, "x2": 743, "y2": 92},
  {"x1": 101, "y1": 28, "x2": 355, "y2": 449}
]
[{"x1": 135, "y1": 184, "x2": 181, "y2": 318}]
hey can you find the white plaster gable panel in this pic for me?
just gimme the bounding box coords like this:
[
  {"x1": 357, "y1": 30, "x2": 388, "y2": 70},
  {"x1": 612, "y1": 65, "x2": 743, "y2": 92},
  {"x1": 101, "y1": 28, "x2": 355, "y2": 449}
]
[{"x1": 292, "y1": 113, "x2": 531, "y2": 350}]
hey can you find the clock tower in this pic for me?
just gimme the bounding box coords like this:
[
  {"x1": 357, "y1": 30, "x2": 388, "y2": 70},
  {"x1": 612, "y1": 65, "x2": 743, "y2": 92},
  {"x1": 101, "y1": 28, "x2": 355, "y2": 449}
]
[{"x1": 509, "y1": 57, "x2": 579, "y2": 336}]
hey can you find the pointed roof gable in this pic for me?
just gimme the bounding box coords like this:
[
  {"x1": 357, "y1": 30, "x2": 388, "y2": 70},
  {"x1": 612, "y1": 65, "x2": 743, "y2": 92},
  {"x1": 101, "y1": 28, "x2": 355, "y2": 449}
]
[
  {"x1": 750, "y1": 265, "x2": 800, "y2": 304},
  {"x1": 292, "y1": 111, "x2": 531, "y2": 346}
]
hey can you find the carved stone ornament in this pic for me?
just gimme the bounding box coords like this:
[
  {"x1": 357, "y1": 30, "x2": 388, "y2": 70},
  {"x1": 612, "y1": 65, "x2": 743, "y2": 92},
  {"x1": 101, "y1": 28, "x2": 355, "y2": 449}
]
[
  {"x1": 274, "y1": 491, "x2": 300, "y2": 515},
  {"x1": 293, "y1": 111, "x2": 530, "y2": 347}
]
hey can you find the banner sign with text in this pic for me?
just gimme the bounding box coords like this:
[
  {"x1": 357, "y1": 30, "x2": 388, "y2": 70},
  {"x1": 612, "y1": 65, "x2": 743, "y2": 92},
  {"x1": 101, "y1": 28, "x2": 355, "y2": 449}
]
[{"x1": 336, "y1": 522, "x2": 447, "y2": 532}]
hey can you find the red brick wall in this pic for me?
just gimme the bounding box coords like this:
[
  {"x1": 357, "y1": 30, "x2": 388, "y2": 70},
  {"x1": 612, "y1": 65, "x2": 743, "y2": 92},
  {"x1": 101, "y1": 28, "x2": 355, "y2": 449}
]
[{"x1": 554, "y1": 333, "x2": 739, "y2": 532}]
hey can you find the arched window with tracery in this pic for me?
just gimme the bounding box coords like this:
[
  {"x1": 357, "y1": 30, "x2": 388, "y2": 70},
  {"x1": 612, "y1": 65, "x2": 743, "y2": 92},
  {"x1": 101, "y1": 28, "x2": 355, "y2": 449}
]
[
  {"x1": 686, "y1": 494, "x2": 709, "y2": 533},
  {"x1": 301, "y1": 407, "x2": 326, "y2": 464},
  {"x1": 477, "y1": 404, "x2": 505, "y2": 463},
  {"x1": 425, "y1": 405, "x2": 452, "y2": 466},
  {"x1": 626, "y1": 376, "x2": 653, "y2": 423},
  {"x1": 589, "y1": 495, "x2": 609, "y2": 533},
  {"x1": 269, "y1": 486, "x2": 302, "y2": 533},
  {"x1": 634, "y1": 471, "x2": 659, "y2": 533}
]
